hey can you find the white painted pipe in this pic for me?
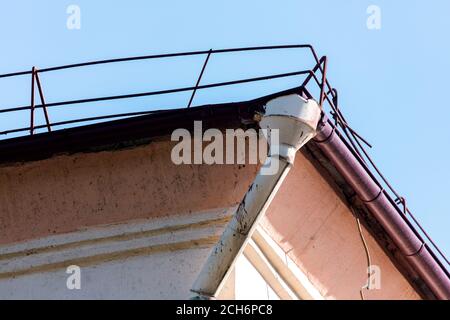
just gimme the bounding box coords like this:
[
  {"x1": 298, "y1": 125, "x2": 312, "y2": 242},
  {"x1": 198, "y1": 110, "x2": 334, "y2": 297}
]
[{"x1": 191, "y1": 94, "x2": 322, "y2": 298}]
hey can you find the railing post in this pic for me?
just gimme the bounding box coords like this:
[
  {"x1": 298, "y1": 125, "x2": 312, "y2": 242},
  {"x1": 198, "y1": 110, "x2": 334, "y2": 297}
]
[
  {"x1": 30, "y1": 67, "x2": 36, "y2": 135},
  {"x1": 319, "y1": 56, "x2": 327, "y2": 108},
  {"x1": 34, "y1": 68, "x2": 52, "y2": 132},
  {"x1": 187, "y1": 49, "x2": 212, "y2": 108}
]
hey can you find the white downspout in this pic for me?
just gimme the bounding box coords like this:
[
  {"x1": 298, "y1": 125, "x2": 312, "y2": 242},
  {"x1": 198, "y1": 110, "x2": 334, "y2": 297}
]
[{"x1": 191, "y1": 94, "x2": 322, "y2": 299}]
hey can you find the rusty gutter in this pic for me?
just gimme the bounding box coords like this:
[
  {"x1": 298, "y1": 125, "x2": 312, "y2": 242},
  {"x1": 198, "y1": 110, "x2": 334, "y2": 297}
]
[{"x1": 313, "y1": 114, "x2": 450, "y2": 299}]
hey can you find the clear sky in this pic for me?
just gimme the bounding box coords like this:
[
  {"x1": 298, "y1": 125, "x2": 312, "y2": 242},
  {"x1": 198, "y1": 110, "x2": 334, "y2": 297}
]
[{"x1": 0, "y1": 1, "x2": 449, "y2": 262}]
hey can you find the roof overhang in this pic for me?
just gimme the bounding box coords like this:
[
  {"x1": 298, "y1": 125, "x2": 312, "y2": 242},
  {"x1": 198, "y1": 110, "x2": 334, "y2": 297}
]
[{"x1": 0, "y1": 86, "x2": 448, "y2": 299}]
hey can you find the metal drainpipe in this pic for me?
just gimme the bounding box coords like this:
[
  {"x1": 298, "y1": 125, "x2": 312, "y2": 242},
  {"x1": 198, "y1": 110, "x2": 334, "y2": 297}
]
[{"x1": 191, "y1": 94, "x2": 322, "y2": 299}]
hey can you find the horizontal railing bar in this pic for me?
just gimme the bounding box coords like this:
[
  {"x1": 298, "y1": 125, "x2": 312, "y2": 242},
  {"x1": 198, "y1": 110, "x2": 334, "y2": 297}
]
[
  {"x1": 0, "y1": 45, "x2": 315, "y2": 79},
  {"x1": 0, "y1": 70, "x2": 310, "y2": 113},
  {"x1": 0, "y1": 110, "x2": 166, "y2": 135}
]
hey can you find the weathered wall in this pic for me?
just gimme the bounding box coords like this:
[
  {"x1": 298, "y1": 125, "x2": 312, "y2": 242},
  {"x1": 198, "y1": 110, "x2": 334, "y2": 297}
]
[
  {"x1": 260, "y1": 152, "x2": 420, "y2": 299},
  {"x1": 0, "y1": 140, "x2": 258, "y2": 245},
  {"x1": 0, "y1": 138, "x2": 420, "y2": 299},
  {"x1": 0, "y1": 208, "x2": 231, "y2": 299}
]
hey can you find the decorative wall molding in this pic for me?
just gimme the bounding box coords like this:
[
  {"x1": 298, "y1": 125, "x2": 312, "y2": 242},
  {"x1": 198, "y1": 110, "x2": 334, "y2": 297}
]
[{"x1": 0, "y1": 207, "x2": 234, "y2": 280}]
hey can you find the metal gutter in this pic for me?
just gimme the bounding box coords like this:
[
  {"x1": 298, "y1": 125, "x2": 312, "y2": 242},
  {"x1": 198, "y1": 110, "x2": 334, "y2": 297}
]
[{"x1": 313, "y1": 114, "x2": 450, "y2": 300}]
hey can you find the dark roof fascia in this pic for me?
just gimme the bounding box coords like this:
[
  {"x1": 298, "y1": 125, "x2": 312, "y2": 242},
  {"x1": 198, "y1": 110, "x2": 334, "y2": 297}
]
[{"x1": 0, "y1": 87, "x2": 302, "y2": 165}]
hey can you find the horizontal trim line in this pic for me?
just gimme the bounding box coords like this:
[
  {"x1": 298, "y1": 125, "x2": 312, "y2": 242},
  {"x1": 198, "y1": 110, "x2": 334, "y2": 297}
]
[
  {"x1": 0, "y1": 216, "x2": 230, "y2": 262},
  {"x1": 0, "y1": 236, "x2": 219, "y2": 280}
]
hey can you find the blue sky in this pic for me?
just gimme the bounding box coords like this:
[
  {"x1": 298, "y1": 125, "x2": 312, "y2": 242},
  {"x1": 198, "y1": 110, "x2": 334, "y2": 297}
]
[{"x1": 0, "y1": 1, "x2": 449, "y2": 261}]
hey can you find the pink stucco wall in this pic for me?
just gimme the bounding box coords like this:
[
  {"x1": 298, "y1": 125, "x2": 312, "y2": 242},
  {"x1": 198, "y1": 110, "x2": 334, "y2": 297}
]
[
  {"x1": 260, "y1": 152, "x2": 419, "y2": 299},
  {"x1": 0, "y1": 140, "x2": 258, "y2": 245},
  {"x1": 0, "y1": 138, "x2": 419, "y2": 299}
]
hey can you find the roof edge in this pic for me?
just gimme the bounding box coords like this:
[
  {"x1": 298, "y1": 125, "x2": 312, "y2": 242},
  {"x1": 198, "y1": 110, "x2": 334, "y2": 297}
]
[
  {"x1": 313, "y1": 114, "x2": 450, "y2": 299},
  {"x1": 0, "y1": 86, "x2": 447, "y2": 299},
  {"x1": 0, "y1": 87, "x2": 302, "y2": 165}
]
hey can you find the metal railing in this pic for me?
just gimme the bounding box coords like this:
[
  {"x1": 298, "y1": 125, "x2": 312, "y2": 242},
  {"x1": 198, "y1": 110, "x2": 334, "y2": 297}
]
[
  {"x1": 0, "y1": 44, "x2": 448, "y2": 270},
  {"x1": 0, "y1": 45, "x2": 326, "y2": 136}
]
